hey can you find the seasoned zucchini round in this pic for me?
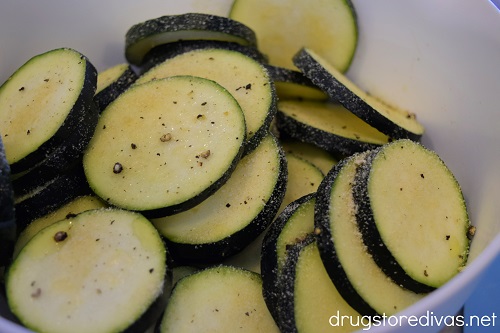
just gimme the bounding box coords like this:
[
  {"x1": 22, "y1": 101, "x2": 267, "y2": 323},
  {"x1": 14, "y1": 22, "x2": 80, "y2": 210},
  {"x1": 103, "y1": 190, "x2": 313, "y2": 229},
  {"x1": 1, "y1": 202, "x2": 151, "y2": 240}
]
[
  {"x1": 6, "y1": 208, "x2": 170, "y2": 333},
  {"x1": 83, "y1": 75, "x2": 246, "y2": 218},
  {"x1": 0, "y1": 48, "x2": 97, "y2": 174},
  {"x1": 158, "y1": 265, "x2": 279, "y2": 333},
  {"x1": 353, "y1": 139, "x2": 471, "y2": 291}
]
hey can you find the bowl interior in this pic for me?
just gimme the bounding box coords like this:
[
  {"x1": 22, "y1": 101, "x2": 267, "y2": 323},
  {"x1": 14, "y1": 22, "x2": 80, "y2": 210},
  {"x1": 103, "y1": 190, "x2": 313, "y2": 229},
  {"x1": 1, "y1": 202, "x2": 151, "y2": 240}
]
[{"x1": 1, "y1": 1, "x2": 499, "y2": 332}]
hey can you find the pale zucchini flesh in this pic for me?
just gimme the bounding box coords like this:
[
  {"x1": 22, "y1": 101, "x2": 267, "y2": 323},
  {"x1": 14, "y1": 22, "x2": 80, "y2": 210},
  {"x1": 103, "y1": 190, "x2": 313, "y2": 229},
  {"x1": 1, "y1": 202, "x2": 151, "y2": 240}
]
[
  {"x1": 83, "y1": 76, "x2": 246, "y2": 217},
  {"x1": 136, "y1": 48, "x2": 277, "y2": 152},
  {"x1": 159, "y1": 265, "x2": 280, "y2": 333},
  {"x1": 229, "y1": 0, "x2": 358, "y2": 72}
]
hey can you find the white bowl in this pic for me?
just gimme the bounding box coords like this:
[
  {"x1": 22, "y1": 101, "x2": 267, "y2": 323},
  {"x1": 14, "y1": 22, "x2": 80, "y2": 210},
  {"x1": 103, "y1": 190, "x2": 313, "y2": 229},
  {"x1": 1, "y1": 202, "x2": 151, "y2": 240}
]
[{"x1": 1, "y1": 1, "x2": 499, "y2": 332}]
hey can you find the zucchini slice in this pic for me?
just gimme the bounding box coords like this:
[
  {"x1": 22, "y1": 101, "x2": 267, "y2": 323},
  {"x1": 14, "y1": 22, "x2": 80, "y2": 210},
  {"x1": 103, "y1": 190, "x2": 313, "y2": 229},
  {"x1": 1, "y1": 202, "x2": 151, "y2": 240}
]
[
  {"x1": 94, "y1": 63, "x2": 138, "y2": 111},
  {"x1": 279, "y1": 235, "x2": 361, "y2": 332},
  {"x1": 353, "y1": 139, "x2": 471, "y2": 291},
  {"x1": 83, "y1": 75, "x2": 246, "y2": 218},
  {"x1": 13, "y1": 195, "x2": 107, "y2": 259},
  {"x1": 264, "y1": 65, "x2": 328, "y2": 101},
  {"x1": 136, "y1": 48, "x2": 277, "y2": 153},
  {"x1": 125, "y1": 13, "x2": 257, "y2": 65},
  {"x1": 315, "y1": 152, "x2": 424, "y2": 316},
  {"x1": 276, "y1": 99, "x2": 391, "y2": 156},
  {"x1": 261, "y1": 193, "x2": 316, "y2": 329},
  {"x1": 158, "y1": 265, "x2": 280, "y2": 333},
  {"x1": 151, "y1": 134, "x2": 287, "y2": 264},
  {"x1": 0, "y1": 136, "x2": 15, "y2": 267},
  {"x1": 229, "y1": 0, "x2": 358, "y2": 72},
  {"x1": 293, "y1": 48, "x2": 425, "y2": 141},
  {"x1": 0, "y1": 48, "x2": 98, "y2": 174},
  {"x1": 6, "y1": 208, "x2": 170, "y2": 333},
  {"x1": 141, "y1": 40, "x2": 268, "y2": 74}
]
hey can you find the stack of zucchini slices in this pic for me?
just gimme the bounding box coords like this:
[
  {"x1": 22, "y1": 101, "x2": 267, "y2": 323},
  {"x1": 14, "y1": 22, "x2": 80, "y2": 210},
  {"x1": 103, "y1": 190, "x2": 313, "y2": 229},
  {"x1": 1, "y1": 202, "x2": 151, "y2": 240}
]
[{"x1": 0, "y1": 3, "x2": 474, "y2": 333}]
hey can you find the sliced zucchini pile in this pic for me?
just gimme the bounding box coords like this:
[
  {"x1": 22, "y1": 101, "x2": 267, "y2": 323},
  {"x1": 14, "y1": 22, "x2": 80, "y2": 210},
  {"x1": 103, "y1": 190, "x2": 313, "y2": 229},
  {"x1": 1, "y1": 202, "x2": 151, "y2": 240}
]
[{"x1": 0, "y1": 1, "x2": 474, "y2": 332}]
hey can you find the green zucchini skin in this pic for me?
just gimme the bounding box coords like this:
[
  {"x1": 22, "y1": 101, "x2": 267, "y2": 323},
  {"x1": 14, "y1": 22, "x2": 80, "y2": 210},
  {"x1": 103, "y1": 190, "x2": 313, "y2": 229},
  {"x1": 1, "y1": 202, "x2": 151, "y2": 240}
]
[
  {"x1": 314, "y1": 155, "x2": 379, "y2": 316},
  {"x1": 125, "y1": 13, "x2": 258, "y2": 66},
  {"x1": 141, "y1": 40, "x2": 268, "y2": 74},
  {"x1": 293, "y1": 48, "x2": 424, "y2": 141},
  {"x1": 0, "y1": 137, "x2": 15, "y2": 267},
  {"x1": 1, "y1": 48, "x2": 98, "y2": 175},
  {"x1": 11, "y1": 101, "x2": 99, "y2": 197},
  {"x1": 260, "y1": 193, "x2": 315, "y2": 330},
  {"x1": 14, "y1": 163, "x2": 92, "y2": 235},
  {"x1": 94, "y1": 64, "x2": 138, "y2": 112},
  {"x1": 158, "y1": 134, "x2": 288, "y2": 264}
]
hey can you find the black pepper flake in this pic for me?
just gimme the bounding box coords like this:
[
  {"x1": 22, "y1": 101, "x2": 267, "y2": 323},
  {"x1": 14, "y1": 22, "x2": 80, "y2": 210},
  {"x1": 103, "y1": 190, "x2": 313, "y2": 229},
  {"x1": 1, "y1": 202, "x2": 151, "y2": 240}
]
[
  {"x1": 420, "y1": 173, "x2": 425, "y2": 179},
  {"x1": 131, "y1": 143, "x2": 137, "y2": 149},
  {"x1": 31, "y1": 288, "x2": 42, "y2": 298},
  {"x1": 160, "y1": 133, "x2": 172, "y2": 142},
  {"x1": 44, "y1": 78, "x2": 49, "y2": 82},
  {"x1": 113, "y1": 162, "x2": 123, "y2": 174},
  {"x1": 200, "y1": 150, "x2": 210, "y2": 159},
  {"x1": 226, "y1": 203, "x2": 231, "y2": 208},
  {"x1": 424, "y1": 270, "x2": 429, "y2": 277},
  {"x1": 54, "y1": 231, "x2": 68, "y2": 242},
  {"x1": 245, "y1": 83, "x2": 252, "y2": 90},
  {"x1": 65, "y1": 213, "x2": 77, "y2": 219},
  {"x1": 26, "y1": 130, "x2": 31, "y2": 135},
  {"x1": 149, "y1": 268, "x2": 154, "y2": 274},
  {"x1": 19, "y1": 86, "x2": 25, "y2": 91},
  {"x1": 445, "y1": 235, "x2": 451, "y2": 240},
  {"x1": 201, "y1": 102, "x2": 207, "y2": 106}
]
